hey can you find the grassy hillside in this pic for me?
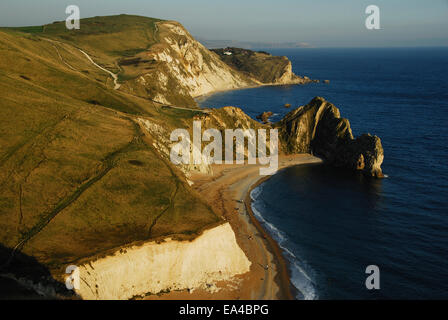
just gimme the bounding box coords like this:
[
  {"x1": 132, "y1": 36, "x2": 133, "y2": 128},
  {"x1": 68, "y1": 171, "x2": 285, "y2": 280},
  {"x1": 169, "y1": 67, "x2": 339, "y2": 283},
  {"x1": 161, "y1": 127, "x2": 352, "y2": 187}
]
[
  {"x1": 6, "y1": 15, "x2": 162, "y2": 74},
  {"x1": 0, "y1": 18, "x2": 222, "y2": 283}
]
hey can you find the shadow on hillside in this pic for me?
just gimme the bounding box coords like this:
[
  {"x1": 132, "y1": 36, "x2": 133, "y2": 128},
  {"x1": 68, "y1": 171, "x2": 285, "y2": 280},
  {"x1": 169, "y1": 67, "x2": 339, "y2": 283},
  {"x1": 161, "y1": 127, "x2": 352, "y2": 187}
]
[{"x1": 0, "y1": 245, "x2": 75, "y2": 300}]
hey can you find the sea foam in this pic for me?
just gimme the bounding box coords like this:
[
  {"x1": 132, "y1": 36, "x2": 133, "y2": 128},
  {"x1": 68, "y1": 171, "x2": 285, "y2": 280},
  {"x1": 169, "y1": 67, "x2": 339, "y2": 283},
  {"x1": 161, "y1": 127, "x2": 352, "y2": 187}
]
[{"x1": 250, "y1": 186, "x2": 318, "y2": 300}]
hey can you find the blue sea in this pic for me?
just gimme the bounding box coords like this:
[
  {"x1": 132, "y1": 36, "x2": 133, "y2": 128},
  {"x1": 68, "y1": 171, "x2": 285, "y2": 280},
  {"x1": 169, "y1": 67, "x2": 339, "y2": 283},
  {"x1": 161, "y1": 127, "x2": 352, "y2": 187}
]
[{"x1": 198, "y1": 48, "x2": 448, "y2": 299}]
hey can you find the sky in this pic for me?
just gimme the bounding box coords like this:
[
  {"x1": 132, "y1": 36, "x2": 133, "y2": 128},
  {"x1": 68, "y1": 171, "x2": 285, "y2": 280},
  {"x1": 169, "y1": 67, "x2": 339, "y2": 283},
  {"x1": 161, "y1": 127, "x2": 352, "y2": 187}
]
[{"x1": 1, "y1": 0, "x2": 447, "y2": 47}]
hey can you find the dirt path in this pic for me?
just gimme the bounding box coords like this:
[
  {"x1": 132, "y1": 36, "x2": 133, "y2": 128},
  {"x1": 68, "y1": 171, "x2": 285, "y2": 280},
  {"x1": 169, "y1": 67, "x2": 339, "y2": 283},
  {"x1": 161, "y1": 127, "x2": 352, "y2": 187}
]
[
  {"x1": 41, "y1": 37, "x2": 211, "y2": 114},
  {"x1": 51, "y1": 44, "x2": 78, "y2": 71},
  {"x1": 41, "y1": 37, "x2": 120, "y2": 89},
  {"x1": 78, "y1": 49, "x2": 121, "y2": 90}
]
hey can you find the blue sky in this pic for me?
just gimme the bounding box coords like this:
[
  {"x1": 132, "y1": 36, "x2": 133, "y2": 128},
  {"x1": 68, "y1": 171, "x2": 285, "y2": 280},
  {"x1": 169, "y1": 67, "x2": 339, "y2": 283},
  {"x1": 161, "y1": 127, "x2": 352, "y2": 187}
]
[{"x1": 1, "y1": 0, "x2": 447, "y2": 47}]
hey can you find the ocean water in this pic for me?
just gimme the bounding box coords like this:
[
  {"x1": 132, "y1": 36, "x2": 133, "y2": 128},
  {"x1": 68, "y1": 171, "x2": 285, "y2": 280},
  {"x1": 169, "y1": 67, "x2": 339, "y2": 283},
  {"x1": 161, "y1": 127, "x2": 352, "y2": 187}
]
[{"x1": 198, "y1": 48, "x2": 448, "y2": 299}]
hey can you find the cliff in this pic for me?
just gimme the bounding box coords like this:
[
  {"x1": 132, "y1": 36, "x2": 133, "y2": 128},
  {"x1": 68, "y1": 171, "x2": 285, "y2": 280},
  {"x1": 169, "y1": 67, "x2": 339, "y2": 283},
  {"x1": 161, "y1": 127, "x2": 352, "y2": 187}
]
[
  {"x1": 276, "y1": 97, "x2": 384, "y2": 177},
  {"x1": 138, "y1": 106, "x2": 266, "y2": 179},
  {"x1": 26, "y1": 16, "x2": 310, "y2": 108},
  {"x1": 75, "y1": 223, "x2": 251, "y2": 300},
  {"x1": 119, "y1": 21, "x2": 259, "y2": 107},
  {"x1": 212, "y1": 47, "x2": 311, "y2": 85},
  {"x1": 0, "y1": 19, "x2": 233, "y2": 299},
  {"x1": 120, "y1": 26, "x2": 312, "y2": 106}
]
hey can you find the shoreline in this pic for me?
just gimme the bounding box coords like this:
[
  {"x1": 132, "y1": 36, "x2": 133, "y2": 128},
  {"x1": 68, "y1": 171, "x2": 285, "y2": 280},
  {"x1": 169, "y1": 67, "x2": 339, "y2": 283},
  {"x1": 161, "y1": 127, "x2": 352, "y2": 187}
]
[
  {"x1": 194, "y1": 79, "x2": 314, "y2": 106},
  {"x1": 241, "y1": 155, "x2": 322, "y2": 300},
  {"x1": 243, "y1": 175, "x2": 295, "y2": 299},
  {"x1": 145, "y1": 154, "x2": 322, "y2": 300}
]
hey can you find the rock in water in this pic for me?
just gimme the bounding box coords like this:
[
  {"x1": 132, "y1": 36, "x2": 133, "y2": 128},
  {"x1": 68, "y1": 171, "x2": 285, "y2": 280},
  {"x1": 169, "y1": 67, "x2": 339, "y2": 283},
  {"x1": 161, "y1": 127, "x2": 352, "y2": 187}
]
[
  {"x1": 256, "y1": 111, "x2": 274, "y2": 123},
  {"x1": 333, "y1": 133, "x2": 384, "y2": 178},
  {"x1": 276, "y1": 97, "x2": 384, "y2": 178}
]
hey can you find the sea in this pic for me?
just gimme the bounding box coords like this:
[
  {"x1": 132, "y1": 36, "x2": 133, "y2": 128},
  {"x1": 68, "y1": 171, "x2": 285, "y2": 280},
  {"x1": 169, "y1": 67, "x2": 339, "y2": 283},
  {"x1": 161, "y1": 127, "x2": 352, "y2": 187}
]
[{"x1": 198, "y1": 47, "x2": 448, "y2": 299}]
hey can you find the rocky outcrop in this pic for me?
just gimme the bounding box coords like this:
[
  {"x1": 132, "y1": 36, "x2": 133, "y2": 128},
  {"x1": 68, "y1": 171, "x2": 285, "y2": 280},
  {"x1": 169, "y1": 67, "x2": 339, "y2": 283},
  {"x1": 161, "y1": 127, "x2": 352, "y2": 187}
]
[
  {"x1": 256, "y1": 111, "x2": 273, "y2": 123},
  {"x1": 333, "y1": 133, "x2": 384, "y2": 178},
  {"x1": 211, "y1": 47, "x2": 313, "y2": 85},
  {"x1": 276, "y1": 97, "x2": 384, "y2": 178}
]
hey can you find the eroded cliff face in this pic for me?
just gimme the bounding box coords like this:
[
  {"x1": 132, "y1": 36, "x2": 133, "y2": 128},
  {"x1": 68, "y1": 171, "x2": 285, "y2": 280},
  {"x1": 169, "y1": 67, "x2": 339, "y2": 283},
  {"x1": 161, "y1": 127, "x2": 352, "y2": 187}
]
[
  {"x1": 121, "y1": 21, "x2": 257, "y2": 107},
  {"x1": 137, "y1": 106, "x2": 267, "y2": 179},
  {"x1": 138, "y1": 118, "x2": 213, "y2": 178},
  {"x1": 207, "y1": 106, "x2": 266, "y2": 130},
  {"x1": 212, "y1": 47, "x2": 311, "y2": 85},
  {"x1": 118, "y1": 23, "x2": 313, "y2": 107},
  {"x1": 276, "y1": 97, "x2": 384, "y2": 178},
  {"x1": 74, "y1": 223, "x2": 251, "y2": 300},
  {"x1": 275, "y1": 60, "x2": 302, "y2": 84}
]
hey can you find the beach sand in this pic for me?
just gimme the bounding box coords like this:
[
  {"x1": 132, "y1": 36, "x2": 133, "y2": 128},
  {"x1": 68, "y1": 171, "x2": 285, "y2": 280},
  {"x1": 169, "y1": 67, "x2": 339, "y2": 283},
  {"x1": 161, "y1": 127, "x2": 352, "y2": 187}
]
[{"x1": 145, "y1": 154, "x2": 322, "y2": 300}]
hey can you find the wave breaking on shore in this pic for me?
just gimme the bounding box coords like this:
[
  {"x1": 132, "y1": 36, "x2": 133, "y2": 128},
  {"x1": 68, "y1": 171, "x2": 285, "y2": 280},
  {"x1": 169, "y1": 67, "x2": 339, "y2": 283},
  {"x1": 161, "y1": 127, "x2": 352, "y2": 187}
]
[{"x1": 250, "y1": 185, "x2": 318, "y2": 300}]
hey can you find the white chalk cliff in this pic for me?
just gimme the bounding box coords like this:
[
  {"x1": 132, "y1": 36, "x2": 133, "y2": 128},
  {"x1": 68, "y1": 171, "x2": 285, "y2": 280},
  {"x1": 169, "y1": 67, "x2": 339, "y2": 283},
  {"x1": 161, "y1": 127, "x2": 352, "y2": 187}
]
[
  {"x1": 74, "y1": 223, "x2": 251, "y2": 300},
  {"x1": 122, "y1": 21, "x2": 257, "y2": 106}
]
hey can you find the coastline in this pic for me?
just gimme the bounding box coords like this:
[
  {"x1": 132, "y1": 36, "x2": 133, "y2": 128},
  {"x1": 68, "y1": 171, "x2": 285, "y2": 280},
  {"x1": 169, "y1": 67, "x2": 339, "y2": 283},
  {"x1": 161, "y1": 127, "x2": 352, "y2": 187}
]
[
  {"x1": 194, "y1": 79, "x2": 312, "y2": 105},
  {"x1": 243, "y1": 174, "x2": 294, "y2": 299},
  {"x1": 145, "y1": 154, "x2": 322, "y2": 300},
  {"x1": 240, "y1": 154, "x2": 322, "y2": 299}
]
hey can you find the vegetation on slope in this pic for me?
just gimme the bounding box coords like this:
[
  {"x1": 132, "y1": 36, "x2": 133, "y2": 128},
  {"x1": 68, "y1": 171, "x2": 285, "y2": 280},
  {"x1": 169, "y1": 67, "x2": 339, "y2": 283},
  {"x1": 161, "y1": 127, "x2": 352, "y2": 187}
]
[
  {"x1": 0, "y1": 14, "x2": 309, "y2": 292},
  {"x1": 0, "y1": 20, "x2": 221, "y2": 283},
  {"x1": 7, "y1": 15, "x2": 162, "y2": 73},
  {"x1": 212, "y1": 47, "x2": 296, "y2": 83}
]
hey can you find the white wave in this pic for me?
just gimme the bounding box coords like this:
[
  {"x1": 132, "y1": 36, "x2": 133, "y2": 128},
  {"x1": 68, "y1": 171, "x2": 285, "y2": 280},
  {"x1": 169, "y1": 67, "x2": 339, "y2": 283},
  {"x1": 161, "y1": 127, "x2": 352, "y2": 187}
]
[
  {"x1": 250, "y1": 184, "x2": 264, "y2": 201},
  {"x1": 250, "y1": 195, "x2": 318, "y2": 300},
  {"x1": 278, "y1": 241, "x2": 317, "y2": 299},
  {"x1": 282, "y1": 246, "x2": 298, "y2": 260},
  {"x1": 251, "y1": 205, "x2": 286, "y2": 242},
  {"x1": 289, "y1": 260, "x2": 318, "y2": 300}
]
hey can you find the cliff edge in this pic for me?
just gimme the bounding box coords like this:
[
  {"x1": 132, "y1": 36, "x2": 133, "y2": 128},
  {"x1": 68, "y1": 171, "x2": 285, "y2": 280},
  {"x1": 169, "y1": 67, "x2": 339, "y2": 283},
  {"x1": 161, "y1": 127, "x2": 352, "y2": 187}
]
[
  {"x1": 120, "y1": 21, "x2": 259, "y2": 106},
  {"x1": 212, "y1": 47, "x2": 311, "y2": 85}
]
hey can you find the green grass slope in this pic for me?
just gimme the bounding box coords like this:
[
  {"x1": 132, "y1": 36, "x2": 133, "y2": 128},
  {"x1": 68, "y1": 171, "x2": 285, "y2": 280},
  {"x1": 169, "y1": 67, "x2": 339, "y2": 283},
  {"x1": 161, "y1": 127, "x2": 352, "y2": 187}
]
[
  {"x1": 6, "y1": 15, "x2": 162, "y2": 74},
  {"x1": 0, "y1": 22, "x2": 221, "y2": 282}
]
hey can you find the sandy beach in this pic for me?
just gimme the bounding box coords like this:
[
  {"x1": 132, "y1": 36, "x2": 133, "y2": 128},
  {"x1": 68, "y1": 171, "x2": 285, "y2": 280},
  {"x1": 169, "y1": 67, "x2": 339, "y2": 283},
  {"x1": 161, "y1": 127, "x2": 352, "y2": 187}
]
[{"x1": 145, "y1": 154, "x2": 322, "y2": 300}]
